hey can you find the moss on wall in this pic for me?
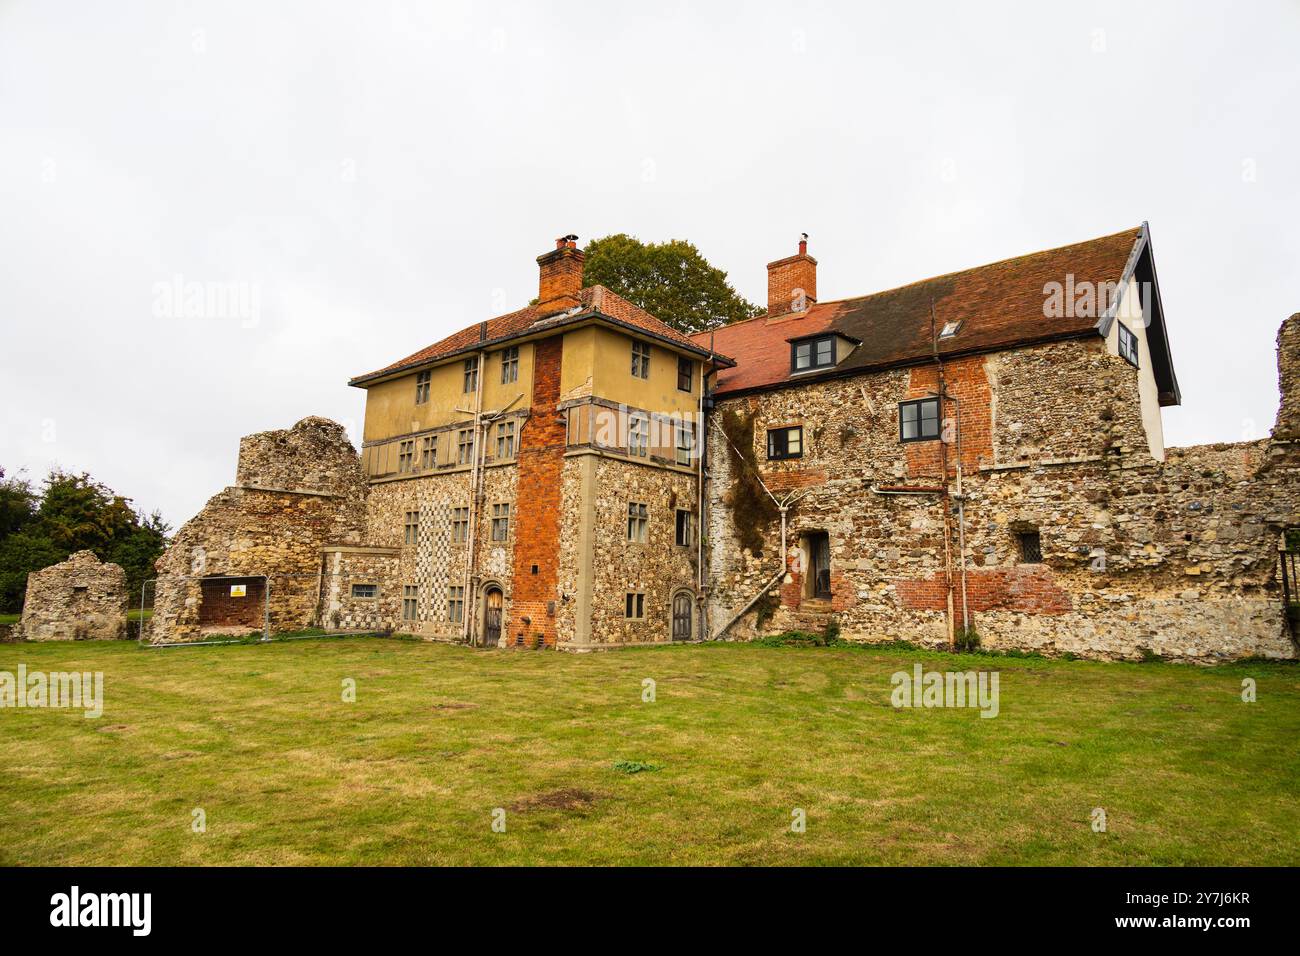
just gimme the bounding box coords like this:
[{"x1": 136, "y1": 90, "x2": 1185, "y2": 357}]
[{"x1": 719, "y1": 407, "x2": 779, "y2": 557}]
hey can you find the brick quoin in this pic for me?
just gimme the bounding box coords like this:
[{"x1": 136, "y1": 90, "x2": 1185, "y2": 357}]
[
  {"x1": 895, "y1": 565, "x2": 1072, "y2": 615},
  {"x1": 905, "y1": 356, "x2": 993, "y2": 478},
  {"x1": 509, "y1": 335, "x2": 565, "y2": 647}
]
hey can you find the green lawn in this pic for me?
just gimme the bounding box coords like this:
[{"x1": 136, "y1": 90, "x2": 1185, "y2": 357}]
[{"x1": 1, "y1": 637, "x2": 1297, "y2": 865}]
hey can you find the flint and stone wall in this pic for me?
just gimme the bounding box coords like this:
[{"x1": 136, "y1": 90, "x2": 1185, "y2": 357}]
[
  {"x1": 15, "y1": 550, "x2": 128, "y2": 641},
  {"x1": 705, "y1": 325, "x2": 1300, "y2": 662},
  {"x1": 148, "y1": 417, "x2": 368, "y2": 643}
]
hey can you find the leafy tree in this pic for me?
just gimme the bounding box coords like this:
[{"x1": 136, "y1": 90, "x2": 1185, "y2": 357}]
[
  {"x1": 0, "y1": 467, "x2": 170, "y2": 613},
  {"x1": 581, "y1": 234, "x2": 762, "y2": 335}
]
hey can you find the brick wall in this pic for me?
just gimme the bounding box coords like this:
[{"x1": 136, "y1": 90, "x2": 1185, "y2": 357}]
[{"x1": 510, "y1": 335, "x2": 565, "y2": 646}]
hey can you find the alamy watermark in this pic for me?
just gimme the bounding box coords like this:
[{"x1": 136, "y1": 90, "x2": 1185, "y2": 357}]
[
  {"x1": 152, "y1": 274, "x2": 261, "y2": 328},
  {"x1": 0, "y1": 665, "x2": 103, "y2": 718},
  {"x1": 890, "y1": 663, "x2": 999, "y2": 718}
]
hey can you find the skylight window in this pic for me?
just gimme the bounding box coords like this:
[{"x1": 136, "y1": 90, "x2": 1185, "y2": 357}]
[{"x1": 939, "y1": 320, "x2": 962, "y2": 339}]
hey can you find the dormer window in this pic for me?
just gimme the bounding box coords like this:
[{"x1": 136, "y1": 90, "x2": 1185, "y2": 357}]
[{"x1": 791, "y1": 335, "x2": 835, "y2": 372}]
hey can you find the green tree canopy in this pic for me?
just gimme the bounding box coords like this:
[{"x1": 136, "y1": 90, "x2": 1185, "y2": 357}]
[
  {"x1": 0, "y1": 467, "x2": 170, "y2": 613},
  {"x1": 581, "y1": 234, "x2": 762, "y2": 335}
]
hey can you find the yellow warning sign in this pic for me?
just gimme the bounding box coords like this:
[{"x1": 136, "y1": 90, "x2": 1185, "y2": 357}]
[{"x1": 230, "y1": 584, "x2": 247, "y2": 597}]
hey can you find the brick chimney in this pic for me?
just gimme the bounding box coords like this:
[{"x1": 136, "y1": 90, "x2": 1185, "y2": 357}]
[
  {"x1": 766, "y1": 234, "x2": 817, "y2": 316},
  {"x1": 536, "y1": 235, "x2": 584, "y2": 318}
]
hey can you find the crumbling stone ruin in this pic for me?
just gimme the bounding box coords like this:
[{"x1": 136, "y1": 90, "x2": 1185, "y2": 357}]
[
  {"x1": 15, "y1": 550, "x2": 128, "y2": 641},
  {"x1": 146, "y1": 417, "x2": 368, "y2": 643}
]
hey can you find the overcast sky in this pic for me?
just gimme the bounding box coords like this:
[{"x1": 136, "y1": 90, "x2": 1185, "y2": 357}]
[{"x1": 1, "y1": 0, "x2": 1298, "y2": 528}]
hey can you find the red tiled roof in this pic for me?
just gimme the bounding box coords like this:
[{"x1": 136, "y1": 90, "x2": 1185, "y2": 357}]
[
  {"x1": 692, "y1": 228, "x2": 1145, "y2": 396},
  {"x1": 351, "y1": 285, "x2": 720, "y2": 386}
]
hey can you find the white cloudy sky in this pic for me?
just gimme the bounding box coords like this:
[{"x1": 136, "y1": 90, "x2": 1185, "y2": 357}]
[{"x1": 1, "y1": 0, "x2": 1297, "y2": 528}]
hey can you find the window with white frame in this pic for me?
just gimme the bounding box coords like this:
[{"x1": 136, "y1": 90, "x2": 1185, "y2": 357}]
[
  {"x1": 675, "y1": 509, "x2": 693, "y2": 547},
  {"x1": 628, "y1": 413, "x2": 649, "y2": 458}
]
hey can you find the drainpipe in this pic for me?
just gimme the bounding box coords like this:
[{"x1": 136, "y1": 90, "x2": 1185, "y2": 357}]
[{"x1": 462, "y1": 348, "x2": 487, "y2": 644}]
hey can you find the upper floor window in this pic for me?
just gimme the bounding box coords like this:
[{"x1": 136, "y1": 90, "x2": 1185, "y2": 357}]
[
  {"x1": 501, "y1": 346, "x2": 519, "y2": 384},
  {"x1": 415, "y1": 369, "x2": 431, "y2": 404},
  {"x1": 495, "y1": 421, "x2": 516, "y2": 458},
  {"x1": 792, "y1": 335, "x2": 835, "y2": 372},
  {"x1": 456, "y1": 428, "x2": 475, "y2": 464},
  {"x1": 403, "y1": 509, "x2": 420, "y2": 545},
  {"x1": 398, "y1": 440, "x2": 416, "y2": 472},
  {"x1": 463, "y1": 357, "x2": 479, "y2": 393},
  {"x1": 767, "y1": 425, "x2": 803, "y2": 460},
  {"x1": 1016, "y1": 530, "x2": 1043, "y2": 564},
  {"x1": 676, "y1": 419, "x2": 695, "y2": 466},
  {"x1": 899, "y1": 398, "x2": 940, "y2": 443},
  {"x1": 1117, "y1": 322, "x2": 1139, "y2": 367},
  {"x1": 632, "y1": 341, "x2": 651, "y2": 379},
  {"x1": 628, "y1": 413, "x2": 649, "y2": 458},
  {"x1": 491, "y1": 503, "x2": 510, "y2": 541},
  {"x1": 627, "y1": 502, "x2": 648, "y2": 543},
  {"x1": 420, "y1": 435, "x2": 438, "y2": 469},
  {"x1": 677, "y1": 356, "x2": 694, "y2": 392}
]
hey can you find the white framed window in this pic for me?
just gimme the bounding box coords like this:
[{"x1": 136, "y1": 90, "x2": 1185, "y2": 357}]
[{"x1": 675, "y1": 509, "x2": 693, "y2": 547}]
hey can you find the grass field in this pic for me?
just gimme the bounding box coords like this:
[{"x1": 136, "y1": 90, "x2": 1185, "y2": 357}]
[{"x1": 1, "y1": 636, "x2": 1297, "y2": 865}]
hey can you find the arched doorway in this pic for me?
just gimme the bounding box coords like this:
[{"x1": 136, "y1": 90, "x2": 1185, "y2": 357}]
[
  {"x1": 483, "y1": 586, "x2": 503, "y2": 647},
  {"x1": 671, "y1": 590, "x2": 694, "y2": 642}
]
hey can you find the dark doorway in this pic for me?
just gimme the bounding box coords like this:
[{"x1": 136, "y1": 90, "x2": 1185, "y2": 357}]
[
  {"x1": 483, "y1": 587, "x2": 503, "y2": 647},
  {"x1": 672, "y1": 591, "x2": 693, "y2": 642},
  {"x1": 807, "y1": 532, "x2": 831, "y2": 599}
]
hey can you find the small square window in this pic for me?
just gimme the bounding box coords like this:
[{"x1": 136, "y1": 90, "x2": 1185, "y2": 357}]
[
  {"x1": 675, "y1": 509, "x2": 693, "y2": 547},
  {"x1": 624, "y1": 592, "x2": 645, "y2": 620},
  {"x1": 1017, "y1": 531, "x2": 1043, "y2": 564},
  {"x1": 500, "y1": 346, "x2": 519, "y2": 384},
  {"x1": 631, "y1": 341, "x2": 651, "y2": 379},
  {"x1": 351, "y1": 583, "x2": 378, "y2": 599},
  {"x1": 677, "y1": 356, "x2": 694, "y2": 392},
  {"x1": 415, "y1": 370, "x2": 431, "y2": 404},
  {"x1": 767, "y1": 426, "x2": 803, "y2": 460},
  {"x1": 899, "y1": 398, "x2": 941, "y2": 442},
  {"x1": 1117, "y1": 322, "x2": 1139, "y2": 367}
]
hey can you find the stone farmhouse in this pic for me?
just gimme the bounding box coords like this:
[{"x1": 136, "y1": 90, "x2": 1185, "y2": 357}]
[{"x1": 141, "y1": 227, "x2": 1300, "y2": 662}]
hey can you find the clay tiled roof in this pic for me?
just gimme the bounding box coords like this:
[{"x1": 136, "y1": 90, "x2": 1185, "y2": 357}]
[
  {"x1": 692, "y1": 228, "x2": 1147, "y2": 397},
  {"x1": 350, "y1": 285, "x2": 723, "y2": 386}
]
